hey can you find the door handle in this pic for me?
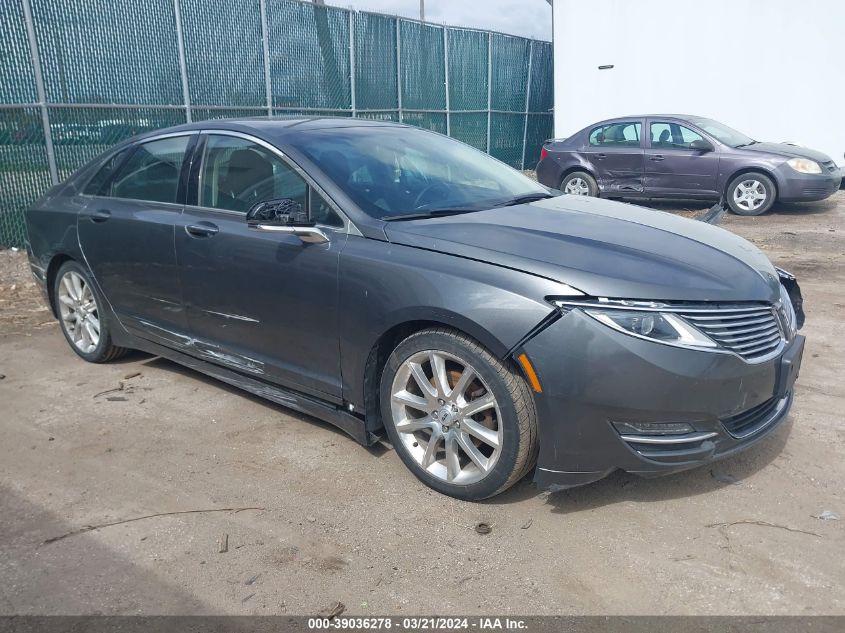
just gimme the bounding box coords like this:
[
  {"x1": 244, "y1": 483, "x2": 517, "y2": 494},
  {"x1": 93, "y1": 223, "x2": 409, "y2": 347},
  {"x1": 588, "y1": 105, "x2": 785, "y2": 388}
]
[
  {"x1": 596, "y1": 153, "x2": 607, "y2": 159},
  {"x1": 84, "y1": 209, "x2": 111, "y2": 223},
  {"x1": 185, "y1": 222, "x2": 219, "y2": 238},
  {"x1": 650, "y1": 155, "x2": 665, "y2": 161}
]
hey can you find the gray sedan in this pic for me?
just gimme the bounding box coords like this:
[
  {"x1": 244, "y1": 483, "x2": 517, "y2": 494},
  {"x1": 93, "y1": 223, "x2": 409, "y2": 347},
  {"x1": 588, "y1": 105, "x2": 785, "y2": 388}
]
[
  {"x1": 26, "y1": 118, "x2": 804, "y2": 500},
  {"x1": 537, "y1": 115, "x2": 842, "y2": 215}
]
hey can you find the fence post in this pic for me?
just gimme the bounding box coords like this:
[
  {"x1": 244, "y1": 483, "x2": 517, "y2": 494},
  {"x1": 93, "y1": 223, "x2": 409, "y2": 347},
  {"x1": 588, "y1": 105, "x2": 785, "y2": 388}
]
[
  {"x1": 486, "y1": 31, "x2": 492, "y2": 154},
  {"x1": 348, "y1": 10, "x2": 356, "y2": 118},
  {"x1": 521, "y1": 39, "x2": 534, "y2": 170},
  {"x1": 443, "y1": 26, "x2": 450, "y2": 136},
  {"x1": 395, "y1": 18, "x2": 403, "y2": 122},
  {"x1": 21, "y1": 0, "x2": 58, "y2": 185},
  {"x1": 173, "y1": 0, "x2": 192, "y2": 123},
  {"x1": 260, "y1": 0, "x2": 273, "y2": 116}
]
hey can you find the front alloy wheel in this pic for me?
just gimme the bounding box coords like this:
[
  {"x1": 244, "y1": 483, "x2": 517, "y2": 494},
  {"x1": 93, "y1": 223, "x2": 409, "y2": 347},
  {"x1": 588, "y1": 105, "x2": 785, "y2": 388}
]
[
  {"x1": 390, "y1": 350, "x2": 503, "y2": 484},
  {"x1": 733, "y1": 179, "x2": 767, "y2": 213},
  {"x1": 726, "y1": 172, "x2": 776, "y2": 216},
  {"x1": 380, "y1": 328, "x2": 538, "y2": 500}
]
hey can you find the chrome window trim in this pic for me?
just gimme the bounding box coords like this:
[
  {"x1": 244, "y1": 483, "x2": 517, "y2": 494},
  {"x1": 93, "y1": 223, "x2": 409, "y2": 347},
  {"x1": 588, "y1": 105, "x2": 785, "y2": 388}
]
[{"x1": 195, "y1": 129, "x2": 361, "y2": 236}]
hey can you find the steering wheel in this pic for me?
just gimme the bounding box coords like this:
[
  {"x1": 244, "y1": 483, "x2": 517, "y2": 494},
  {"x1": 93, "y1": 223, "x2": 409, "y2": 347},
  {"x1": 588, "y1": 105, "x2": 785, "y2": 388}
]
[{"x1": 413, "y1": 182, "x2": 452, "y2": 210}]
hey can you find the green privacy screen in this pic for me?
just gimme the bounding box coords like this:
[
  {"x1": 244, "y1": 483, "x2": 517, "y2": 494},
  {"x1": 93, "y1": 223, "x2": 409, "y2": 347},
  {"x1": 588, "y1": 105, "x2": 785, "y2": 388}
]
[{"x1": 0, "y1": 0, "x2": 553, "y2": 247}]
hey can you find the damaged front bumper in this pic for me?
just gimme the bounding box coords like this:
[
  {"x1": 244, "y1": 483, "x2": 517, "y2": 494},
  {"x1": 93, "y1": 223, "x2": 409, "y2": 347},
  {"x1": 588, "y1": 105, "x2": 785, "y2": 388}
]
[{"x1": 520, "y1": 305, "x2": 804, "y2": 491}]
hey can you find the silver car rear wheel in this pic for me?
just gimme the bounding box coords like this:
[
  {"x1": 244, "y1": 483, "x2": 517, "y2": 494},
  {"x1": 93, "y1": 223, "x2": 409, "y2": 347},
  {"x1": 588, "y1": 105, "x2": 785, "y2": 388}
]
[
  {"x1": 561, "y1": 171, "x2": 597, "y2": 197},
  {"x1": 52, "y1": 261, "x2": 128, "y2": 363},
  {"x1": 58, "y1": 270, "x2": 101, "y2": 354},
  {"x1": 564, "y1": 177, "x2": 590, "y2": 195}
]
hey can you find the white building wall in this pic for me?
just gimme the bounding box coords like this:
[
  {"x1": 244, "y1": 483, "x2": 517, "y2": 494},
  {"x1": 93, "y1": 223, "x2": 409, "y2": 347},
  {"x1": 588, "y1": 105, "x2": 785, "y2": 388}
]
[{"x1": 552, "y1": 0, "x2": 845, "y2": 163}]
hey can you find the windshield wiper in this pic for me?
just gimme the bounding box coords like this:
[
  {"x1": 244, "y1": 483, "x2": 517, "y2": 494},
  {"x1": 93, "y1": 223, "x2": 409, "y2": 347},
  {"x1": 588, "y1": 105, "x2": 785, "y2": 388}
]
[
  {"x1": 496, "y1": 192, "x2": 555, "y2": 207},
  {"x1": 382, "y1": 208, "x2": 479, "y2": 222},
  {"x1": 734, "y1": 140, "x2": 758, "y2": 148}
]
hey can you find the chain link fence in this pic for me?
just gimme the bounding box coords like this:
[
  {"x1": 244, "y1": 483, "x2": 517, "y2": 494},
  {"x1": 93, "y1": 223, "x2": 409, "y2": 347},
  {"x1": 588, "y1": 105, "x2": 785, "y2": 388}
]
[{"x1": 0, "y1": 0, "x2": 553, "y2": 247}]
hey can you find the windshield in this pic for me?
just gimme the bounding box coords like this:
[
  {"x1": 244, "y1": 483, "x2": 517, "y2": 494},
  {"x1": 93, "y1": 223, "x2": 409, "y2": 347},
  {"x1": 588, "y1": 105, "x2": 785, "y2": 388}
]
[
  {"x1": 288, "y1": 126, "x2": 548, "y2": 219},
  {"x1": 686, "y1": 116, "x2": 755, "y2": 147}
]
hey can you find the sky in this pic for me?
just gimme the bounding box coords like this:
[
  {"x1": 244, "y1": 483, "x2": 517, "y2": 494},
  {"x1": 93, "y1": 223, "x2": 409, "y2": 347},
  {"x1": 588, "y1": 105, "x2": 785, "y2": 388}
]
[{"x1": 327, "y1": 0, "x2": 553, "y2": 40}]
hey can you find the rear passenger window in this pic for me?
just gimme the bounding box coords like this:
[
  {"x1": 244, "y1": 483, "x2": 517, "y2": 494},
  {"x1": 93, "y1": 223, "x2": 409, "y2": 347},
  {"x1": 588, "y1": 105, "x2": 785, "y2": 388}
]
[
  {"x1": 83, "y1": 148, "x2": 130, "y2": 196},
  {"x1": 107, "y1": 136, "x2": 189, "y2": 203},
  {"x1": 589, "y1": 122, "x2": 641, "y2": 147}
]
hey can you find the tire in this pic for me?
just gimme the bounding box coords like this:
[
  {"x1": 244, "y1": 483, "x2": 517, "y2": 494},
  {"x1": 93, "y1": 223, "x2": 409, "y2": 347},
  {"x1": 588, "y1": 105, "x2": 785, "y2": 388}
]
[
  {"x1": 53, "y1": 260, "x2": 129, "y2": 363},
  {"x1": 561, "y1": 171, "x2": 598, "y2": 197},
  {"x1": 726, "y1": 172, "x2": 776, "y2": 216},
  {"x1": 380, "y1": 327, "x2": 538, "y2": 500}
]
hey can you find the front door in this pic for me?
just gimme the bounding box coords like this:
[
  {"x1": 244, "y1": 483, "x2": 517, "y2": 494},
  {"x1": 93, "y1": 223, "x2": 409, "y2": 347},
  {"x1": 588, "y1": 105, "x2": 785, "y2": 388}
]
[
  {"x1": 644, "y1": 120, "x2": 720, "y2": 196},
  {"x1": 77, "y1": 134, "x2": 194, "y2": 342},
  {"x1": 582, "y1": 121, "x2": 645, "y2": 194},
  {"x1": 175, "y1": 132, "x2": 348, "y2": 400}
]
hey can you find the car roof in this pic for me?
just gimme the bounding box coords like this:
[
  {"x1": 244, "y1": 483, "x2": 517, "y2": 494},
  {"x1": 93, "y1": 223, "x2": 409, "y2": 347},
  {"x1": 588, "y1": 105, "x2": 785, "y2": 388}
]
[
  {"x1": 593, "y1": 114, "x2": 705, "y2": 125},
  {"x1": 129, "y1": 116, "x2": 410, "y2": 145}
]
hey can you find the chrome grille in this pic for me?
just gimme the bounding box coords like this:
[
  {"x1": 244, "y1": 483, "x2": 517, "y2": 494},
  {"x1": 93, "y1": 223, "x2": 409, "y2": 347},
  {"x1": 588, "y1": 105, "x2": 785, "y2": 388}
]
[
  {"x1": 676, "y1": 306, "x2": 783, "y2": 361},
  {"x1": 821, "y1": 160, "x2": 837, "y2": 173}
]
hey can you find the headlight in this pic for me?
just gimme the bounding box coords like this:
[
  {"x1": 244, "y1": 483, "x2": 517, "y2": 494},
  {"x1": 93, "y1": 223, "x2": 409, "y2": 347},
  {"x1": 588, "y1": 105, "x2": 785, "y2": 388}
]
[
  {"x1": 778, "y1": 284, "x2": 797, "y2": 339},
  {"x1": 584, "y1": 309, "x2": 717, "y2": 349},
  {"x1": 786, "y1": 157, "x2": 822, "y2": 174},
  {"x1": 552, "y1": 300, "x2": 717, "y2": 349}
]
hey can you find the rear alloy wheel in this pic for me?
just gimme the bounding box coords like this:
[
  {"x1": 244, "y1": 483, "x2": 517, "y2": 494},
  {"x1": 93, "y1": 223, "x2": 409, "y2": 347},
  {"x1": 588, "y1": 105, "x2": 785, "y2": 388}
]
[
  {"x1": 380, "y1": 328, "x2": 538, "y2": 500},
  {"x1": 727, "y1": 172, "x2": 776, "y2": 216},
  {"x1": 54, "y1": 261, "x2": 128, "y2": 363},
  {"x1": 561, "y1": 171, "x2": 598, "y2": 197}
]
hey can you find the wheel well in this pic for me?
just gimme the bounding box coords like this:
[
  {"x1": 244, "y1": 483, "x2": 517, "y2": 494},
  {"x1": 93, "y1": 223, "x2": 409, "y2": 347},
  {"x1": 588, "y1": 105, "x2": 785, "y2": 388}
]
[
  {"x1": 45, "y1": 254, "x2": 74, "y2": 317},
  {"x1": 559, "y1": 166, "x2": 595, "y2": 187},
  {"x1": 724, "y1": 167, "x2": 779, "y2": 201},
  {"x1": 361, "y1": 320, "x2": 441, "y2": 432}
]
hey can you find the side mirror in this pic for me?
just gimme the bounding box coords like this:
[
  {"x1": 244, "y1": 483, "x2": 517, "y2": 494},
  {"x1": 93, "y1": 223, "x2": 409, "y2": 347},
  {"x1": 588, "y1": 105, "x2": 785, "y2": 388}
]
[
  {"x1": 246, "y1": 198, "x2": 313, "y2": 228},
  {"x1": 689, "y1": 139, "x2": 714, "y2": 152},
  {"x1": 246, "y1": 198, "x2": 328, "y2": 244}
]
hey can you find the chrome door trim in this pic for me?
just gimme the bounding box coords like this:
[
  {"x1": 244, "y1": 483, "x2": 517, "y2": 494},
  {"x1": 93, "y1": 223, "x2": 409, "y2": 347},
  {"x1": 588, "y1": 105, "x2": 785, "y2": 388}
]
[{"x1": 253, "y1": 225, "x2": 330, "y2": 244}]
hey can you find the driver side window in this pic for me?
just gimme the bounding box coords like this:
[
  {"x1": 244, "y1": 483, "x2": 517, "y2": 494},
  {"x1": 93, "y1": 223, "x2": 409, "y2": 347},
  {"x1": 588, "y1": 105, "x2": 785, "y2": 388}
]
[
  {"x1": 200, "y1": 135, "x2": 306, "y2": 213},
  {"x1": 650, "y1": 122, "x2": 704, "y2": 149}
]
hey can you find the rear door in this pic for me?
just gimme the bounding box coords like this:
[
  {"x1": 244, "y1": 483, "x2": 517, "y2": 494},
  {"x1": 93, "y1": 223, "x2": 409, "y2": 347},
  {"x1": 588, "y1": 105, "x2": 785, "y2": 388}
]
[
  {"x1": 77, "y1": 133, "x2": 195, "y2": 343},
  {"x1": 175, "y1": 132, "x2": 348, "y2": 400},
  {"x1": 644, "y1": 120, "x2": 720, "y2": 196},
  {"x1": 582, "y1": 121, "x2": 645, "y2": 194}
]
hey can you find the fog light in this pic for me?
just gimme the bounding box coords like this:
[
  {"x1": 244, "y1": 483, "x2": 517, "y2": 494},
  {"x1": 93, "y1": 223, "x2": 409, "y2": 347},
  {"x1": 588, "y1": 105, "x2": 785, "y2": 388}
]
[{"x1": 612, "y1": 421, "x2": 695, "y2": 436}]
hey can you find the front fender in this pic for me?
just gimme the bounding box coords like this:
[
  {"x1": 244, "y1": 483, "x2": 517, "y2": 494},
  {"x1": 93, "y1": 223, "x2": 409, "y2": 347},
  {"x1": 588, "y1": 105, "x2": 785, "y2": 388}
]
[{"x1": 338, "y1": 236, "x2": 566, "y2": 408}]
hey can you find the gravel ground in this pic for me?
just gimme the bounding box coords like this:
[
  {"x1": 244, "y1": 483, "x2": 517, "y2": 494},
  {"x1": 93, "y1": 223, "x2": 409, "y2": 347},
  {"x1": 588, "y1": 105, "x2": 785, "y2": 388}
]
[{"x1": 1, "y1": 193, "x2": 843, "y2": 616}]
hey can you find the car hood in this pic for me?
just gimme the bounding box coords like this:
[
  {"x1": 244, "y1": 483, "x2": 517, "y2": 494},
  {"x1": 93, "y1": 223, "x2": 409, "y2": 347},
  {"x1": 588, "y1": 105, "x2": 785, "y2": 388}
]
[
  {"x1": 383, "y1": 196, "x2": 781, "y2": 303},
  {"x1": 741, "y1": 141, "x2": 833, "y2": 163}
]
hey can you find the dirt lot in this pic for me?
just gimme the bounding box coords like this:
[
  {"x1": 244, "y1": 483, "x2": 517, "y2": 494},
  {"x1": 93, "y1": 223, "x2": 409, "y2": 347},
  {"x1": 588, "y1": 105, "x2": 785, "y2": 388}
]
[{"x1": 1, "y1": 194, "x2": 843, "y2": 616}]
